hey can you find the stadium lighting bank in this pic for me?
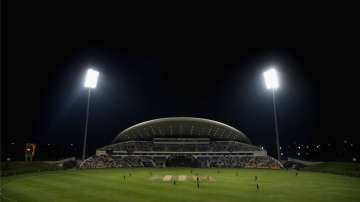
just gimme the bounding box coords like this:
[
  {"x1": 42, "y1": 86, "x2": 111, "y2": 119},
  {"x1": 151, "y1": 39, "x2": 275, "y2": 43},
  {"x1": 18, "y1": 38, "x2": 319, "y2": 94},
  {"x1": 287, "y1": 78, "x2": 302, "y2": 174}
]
[
  {"x1": 263, "y1": 68, "x2": 281, "y2": 161},
  {"x1": 82, "y1": 68, "x2": 99, "y2": 161}
]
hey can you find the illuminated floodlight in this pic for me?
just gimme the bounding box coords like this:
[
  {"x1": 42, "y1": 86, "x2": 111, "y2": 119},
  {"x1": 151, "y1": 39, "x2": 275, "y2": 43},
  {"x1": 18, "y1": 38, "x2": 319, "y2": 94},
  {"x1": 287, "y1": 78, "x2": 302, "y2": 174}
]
[
  {"x1": 82, "y1": 68, "x2": 99, "y2": 160},
  {"x1": 84, "y1": 68, "x2": 99, "y2": 88},
  {"x1": 262, "y1": 67, "x2": 281, "y2": 160},
  {"x1": 263, "y1": 68, "x2": 279, "y2": 89}
]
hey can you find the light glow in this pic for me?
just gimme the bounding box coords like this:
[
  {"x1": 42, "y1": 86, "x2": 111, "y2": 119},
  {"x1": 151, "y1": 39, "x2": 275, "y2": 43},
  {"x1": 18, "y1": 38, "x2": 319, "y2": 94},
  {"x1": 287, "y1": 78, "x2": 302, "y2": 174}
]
[
  {"x1": 84, "y1": 68, "x2": 99, "y2": 88},
  {"x1": 263, "y1": 68, "x2": 279, "y2": 89}
]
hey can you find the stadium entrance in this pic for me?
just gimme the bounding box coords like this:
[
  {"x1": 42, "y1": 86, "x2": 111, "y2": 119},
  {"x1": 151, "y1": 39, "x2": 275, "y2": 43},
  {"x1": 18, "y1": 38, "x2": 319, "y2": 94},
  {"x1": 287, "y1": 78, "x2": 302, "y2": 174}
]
[{"x1": 166, "y1": 155, "x2": 197, "y2": 167}]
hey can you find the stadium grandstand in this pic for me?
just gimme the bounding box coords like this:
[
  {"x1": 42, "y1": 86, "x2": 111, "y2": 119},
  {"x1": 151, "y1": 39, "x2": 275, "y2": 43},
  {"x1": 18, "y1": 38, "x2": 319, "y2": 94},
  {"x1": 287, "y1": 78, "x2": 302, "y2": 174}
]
[{"x1": 80, "y1": 117, "x2": 282, "y2": 168}]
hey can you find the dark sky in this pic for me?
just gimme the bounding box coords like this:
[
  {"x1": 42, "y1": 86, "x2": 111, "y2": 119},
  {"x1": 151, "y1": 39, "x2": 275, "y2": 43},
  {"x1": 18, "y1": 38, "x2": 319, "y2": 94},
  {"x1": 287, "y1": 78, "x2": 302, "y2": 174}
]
[{"x1": 2, "y1": 2, "x2": 359, "y2": 157}]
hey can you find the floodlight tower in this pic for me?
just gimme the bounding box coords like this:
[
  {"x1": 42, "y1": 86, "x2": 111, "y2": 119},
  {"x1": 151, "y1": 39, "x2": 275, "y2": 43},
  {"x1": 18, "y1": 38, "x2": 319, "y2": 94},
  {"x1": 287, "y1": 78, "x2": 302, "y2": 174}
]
[
  {"x1": 82, "y1": 68, "x2": 99, "y2": 161},
  {"x1": 263, "y1": 68, "x2": 281, "y2": 161}
]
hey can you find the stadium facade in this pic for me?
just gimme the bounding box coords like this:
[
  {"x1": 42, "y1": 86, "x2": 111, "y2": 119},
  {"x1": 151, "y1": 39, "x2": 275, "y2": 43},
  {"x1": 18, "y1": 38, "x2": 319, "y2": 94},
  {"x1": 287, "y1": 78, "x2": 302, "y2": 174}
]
[{"x1": 81, "y1": 117, "x2": 282, "y2": 168}]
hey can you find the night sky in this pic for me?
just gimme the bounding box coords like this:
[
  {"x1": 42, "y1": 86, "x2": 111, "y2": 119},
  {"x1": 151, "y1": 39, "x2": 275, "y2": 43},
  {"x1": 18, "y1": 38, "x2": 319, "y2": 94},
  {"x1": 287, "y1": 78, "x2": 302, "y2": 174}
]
[{"x1": 2, "y1": 2, "x2": 359, "y2": 159}]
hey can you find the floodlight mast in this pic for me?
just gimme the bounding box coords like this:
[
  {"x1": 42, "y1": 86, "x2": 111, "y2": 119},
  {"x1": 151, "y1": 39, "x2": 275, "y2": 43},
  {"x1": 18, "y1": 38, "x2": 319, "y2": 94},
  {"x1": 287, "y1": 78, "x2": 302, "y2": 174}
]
[
  {"x1": 272, "y1": 88, "x2": 281, "y2": 161},
  {"x1": 82, "y1": 68, "x2": 99, "y2": 161},
  {"x1": 263, "y1": 68, "x2": 281, "y2": 161}
]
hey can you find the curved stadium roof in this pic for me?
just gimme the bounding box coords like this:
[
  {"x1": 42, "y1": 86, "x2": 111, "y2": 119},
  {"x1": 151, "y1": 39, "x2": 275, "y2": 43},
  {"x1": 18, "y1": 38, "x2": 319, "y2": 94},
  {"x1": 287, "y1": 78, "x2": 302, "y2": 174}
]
[{"x1": 113, "y1": 117, "x2": 251, "y2": 144}]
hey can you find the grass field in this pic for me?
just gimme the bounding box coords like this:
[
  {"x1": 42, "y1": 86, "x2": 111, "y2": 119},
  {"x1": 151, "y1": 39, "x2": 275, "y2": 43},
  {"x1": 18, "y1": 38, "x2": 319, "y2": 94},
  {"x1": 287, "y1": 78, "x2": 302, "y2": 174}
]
[
  {"x1": 302, "y1": 162, "x2": 360, "y2": 177},
  {"x1": 1, "y1": 168, "x2": 360, "y2": 202},
  {"x1": 1, "y1": 162, "x2": 61, "y2": 176}
]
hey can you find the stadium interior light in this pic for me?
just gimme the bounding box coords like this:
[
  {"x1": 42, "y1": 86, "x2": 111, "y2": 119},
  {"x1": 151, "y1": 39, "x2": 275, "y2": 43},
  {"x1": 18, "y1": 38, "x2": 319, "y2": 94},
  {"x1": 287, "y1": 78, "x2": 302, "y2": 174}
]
[
  {"x1": 84, "y1": 68, "x2": 99, "y2": 88},
  {"x1": 263, "y1": 68, "x2": 279, "y2": 89}
]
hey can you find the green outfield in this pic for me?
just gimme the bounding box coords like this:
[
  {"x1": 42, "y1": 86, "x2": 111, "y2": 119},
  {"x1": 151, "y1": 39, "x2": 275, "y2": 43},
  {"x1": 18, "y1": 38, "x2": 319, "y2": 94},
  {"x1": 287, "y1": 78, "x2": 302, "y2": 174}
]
[{"x1": 1, "y1": 168, "x2": 360, "y2": 202}]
